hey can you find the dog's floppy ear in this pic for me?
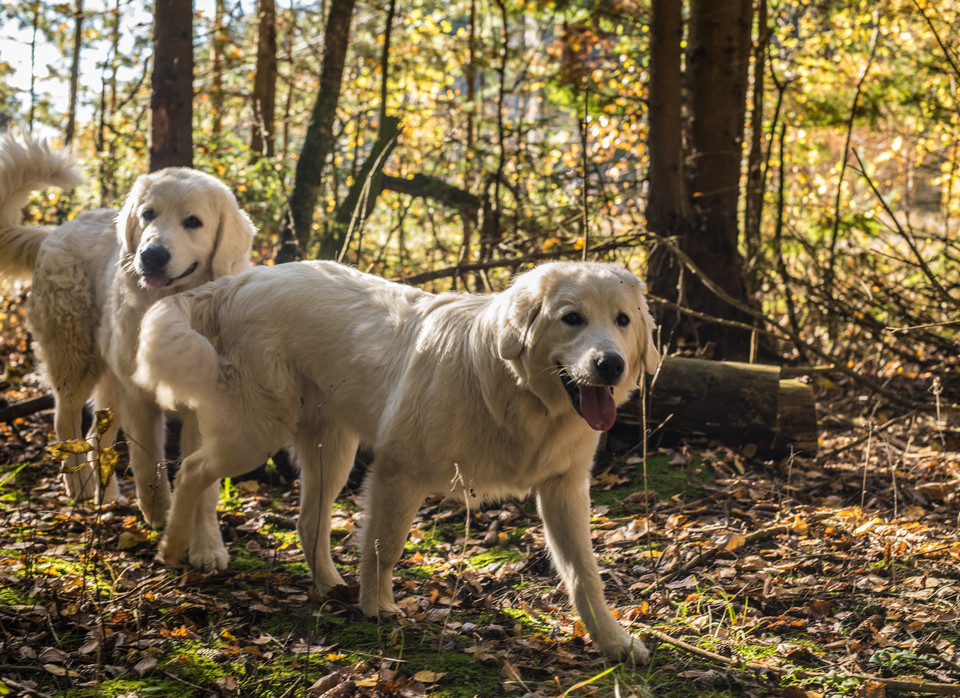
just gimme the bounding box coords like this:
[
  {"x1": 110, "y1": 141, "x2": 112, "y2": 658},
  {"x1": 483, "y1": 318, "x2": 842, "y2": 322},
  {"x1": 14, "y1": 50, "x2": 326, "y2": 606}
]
[
  {"x1": 210, "y1": 187, "x2": 255, "y2": 277},
  {"x1": 497, "y1": 277, "x2": 543, "y2": 361},
  {"x1": 635, "y1": 287, "x2": 660, "y2": 375},
  {"x1": 115, "y1": 173, "x2": 152, "y2": 254}
]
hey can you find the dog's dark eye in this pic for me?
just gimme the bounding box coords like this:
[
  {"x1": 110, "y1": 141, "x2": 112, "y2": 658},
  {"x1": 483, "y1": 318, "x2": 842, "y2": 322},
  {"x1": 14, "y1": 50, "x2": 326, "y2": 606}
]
[
  {"x1": 562, "y1": 312, "x2": 585, "y2": 326},
  {"x1": 182, "y1": 215, "x2": 203, "y2": 229},
  {"x1": 616, "y1": 312, "x2": 630, "y2": 327},
  {"x1": 141, "y1": 208, "x2": 156, "y2": 222}
]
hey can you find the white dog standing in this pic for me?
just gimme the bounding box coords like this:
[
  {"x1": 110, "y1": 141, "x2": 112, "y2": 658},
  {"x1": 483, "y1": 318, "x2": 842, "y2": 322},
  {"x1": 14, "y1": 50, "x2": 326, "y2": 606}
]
[
  {"x1": 135, "y1": 260, "x2": 658, "y2": 664},
  {"x1": 0, "y1": 138, "x2": 254, "y2": 527}
]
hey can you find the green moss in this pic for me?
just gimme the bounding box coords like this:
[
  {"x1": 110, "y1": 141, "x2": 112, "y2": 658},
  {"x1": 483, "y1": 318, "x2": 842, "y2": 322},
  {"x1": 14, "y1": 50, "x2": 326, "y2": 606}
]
[{"x1": 467, "y1": 548, "x2": 524, "y2": 569}]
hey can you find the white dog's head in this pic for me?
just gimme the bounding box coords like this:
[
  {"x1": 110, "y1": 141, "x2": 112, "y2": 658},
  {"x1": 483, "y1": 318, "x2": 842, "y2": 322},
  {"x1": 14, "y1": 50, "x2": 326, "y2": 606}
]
[
  {"x1": 116, "y1": 168, "x2": 255, "y2": 291},
  {"x1": 497, "y1": 261, "x2": 659, "y2": 430}
]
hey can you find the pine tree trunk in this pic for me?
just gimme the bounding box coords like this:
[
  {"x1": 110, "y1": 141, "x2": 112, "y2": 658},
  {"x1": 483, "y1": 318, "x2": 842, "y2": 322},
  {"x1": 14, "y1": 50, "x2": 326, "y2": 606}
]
[
  {"x1": 151, "y1": 0, "x2": 194, "y2": 171},
  {"x1": 65, "y1": 0, "x2": 83, "y2": 145},
  {"x1": 682, "y1": 0, "x2": 755, "y2": 357},
  {"x1": 210, "y1": 0, "x2": 226, "y2": 139},
  {"x1": 250, "y1": 0, "x2": 277, "y2": 158}
]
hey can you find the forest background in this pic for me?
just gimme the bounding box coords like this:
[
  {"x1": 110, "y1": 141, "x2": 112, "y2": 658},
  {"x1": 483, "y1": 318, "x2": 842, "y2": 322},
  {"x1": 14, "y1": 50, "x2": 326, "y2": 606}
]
[{"x1": 0, "y1": 0, "x2": 959, "y2": 696}]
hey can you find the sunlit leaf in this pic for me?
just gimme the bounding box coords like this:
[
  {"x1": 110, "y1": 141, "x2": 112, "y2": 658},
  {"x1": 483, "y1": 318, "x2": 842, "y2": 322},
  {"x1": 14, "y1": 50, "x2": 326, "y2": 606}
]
[{"x1": 95, "y1": 408, "x2": 114, "y2": 436}]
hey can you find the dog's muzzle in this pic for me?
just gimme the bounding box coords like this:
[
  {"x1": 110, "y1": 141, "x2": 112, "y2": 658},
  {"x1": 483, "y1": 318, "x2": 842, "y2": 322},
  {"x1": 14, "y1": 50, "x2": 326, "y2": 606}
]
[
  {"x1": 137, "y1": 245, "x2": 198, "y2": 289},
  {"x1": 559, "y1": 353, "x2": 624, "y2": 431}
]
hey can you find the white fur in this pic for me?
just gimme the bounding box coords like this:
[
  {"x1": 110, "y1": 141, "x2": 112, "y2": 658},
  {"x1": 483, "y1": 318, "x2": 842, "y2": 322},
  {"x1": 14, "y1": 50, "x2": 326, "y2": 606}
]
[
  {"x1": 0, "y1": 138, "x2": 254, "y2": 530},
  {"x1": 135, "y1": 260, "x2": 659, "y2": 664}
]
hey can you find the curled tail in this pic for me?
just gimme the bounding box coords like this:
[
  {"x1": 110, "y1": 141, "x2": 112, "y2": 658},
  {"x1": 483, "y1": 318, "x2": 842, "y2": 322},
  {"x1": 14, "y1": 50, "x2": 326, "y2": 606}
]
[
  {"x1": 135, "y1": 285, "x2": 225, "y2": 412},
  {"x1": 0, "y1": 138, "x2": 83, "y2": 279}
]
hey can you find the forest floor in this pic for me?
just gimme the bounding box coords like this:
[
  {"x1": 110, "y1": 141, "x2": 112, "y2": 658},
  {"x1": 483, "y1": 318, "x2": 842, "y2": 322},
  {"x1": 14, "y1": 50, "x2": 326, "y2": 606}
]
[{"x1": 1, "y1": 293, "x2": 959, "y2": 698}]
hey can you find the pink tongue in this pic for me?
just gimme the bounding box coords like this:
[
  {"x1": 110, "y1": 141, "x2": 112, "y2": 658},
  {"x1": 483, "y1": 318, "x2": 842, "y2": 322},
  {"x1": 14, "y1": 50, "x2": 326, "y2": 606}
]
[
  {"x1": 143, "y1": 274, "x2": 169, "y2": 289},
  {"x1": 579, "y1": 386, "x2": 617, "y2": 431}
]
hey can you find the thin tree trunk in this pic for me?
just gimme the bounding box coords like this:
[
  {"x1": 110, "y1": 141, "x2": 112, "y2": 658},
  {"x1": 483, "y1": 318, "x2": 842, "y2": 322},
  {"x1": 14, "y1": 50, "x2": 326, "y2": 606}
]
[
  {"x1": 210, "y1": 0, "x2": 226, "y2": 139},
  {"x1": 275, "y1": 0, "x2": 356, "y2": 262},
  {"x1": 65, "y1": 0, "x2": 83, "y2": 145},
  {"x1": 151, "y1": 0, "x2": 194, "y2": 171},
  {"x1": 28, "y1": 4, "x2": 40, "y2": 134},
  {"x1": 251, "y1": 0, "x2": 277, "y2": 158},
  {"x1": 325, "y1": 0, "x2": 397, "y2": 263},
  {"x1": 744, "y1": 0, "x2": 770, "y2": 291},
  {"x1": 646, "y1": 0, "x2": 692, "y2": 333}
]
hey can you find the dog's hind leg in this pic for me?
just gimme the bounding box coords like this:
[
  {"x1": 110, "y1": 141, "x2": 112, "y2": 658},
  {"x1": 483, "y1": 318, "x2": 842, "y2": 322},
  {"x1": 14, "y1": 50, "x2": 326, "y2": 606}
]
[
  {"x1": 90, "y1": 372, "x2": 121, "y2": 504},
  {"x1": 54, "y1": 377, "x2": 100, "y2": 501},
  {"x1": 295, "y1": 414, "x2": 358, "y2": 593},
  {"x1": 358, "y1": 460, "x2": 426, "y2": 617},
  {"x1": 118, "y1": 384, "x2": 170, "y2": 528}
]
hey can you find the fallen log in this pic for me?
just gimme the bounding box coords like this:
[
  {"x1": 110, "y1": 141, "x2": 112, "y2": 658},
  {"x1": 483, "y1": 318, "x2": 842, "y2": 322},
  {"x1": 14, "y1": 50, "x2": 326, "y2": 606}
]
[
  {"x1": 609, "y1": 356, "x2": 818, "y2": 459},
  {"x1": 0, "y1": 394, "x2": 54, "y2": 423}
]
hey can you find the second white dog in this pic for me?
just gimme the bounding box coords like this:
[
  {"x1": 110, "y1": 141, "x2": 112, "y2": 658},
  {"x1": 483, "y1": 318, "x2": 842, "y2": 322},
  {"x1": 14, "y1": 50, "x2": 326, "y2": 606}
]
[{"x1": 135, "y1": 260, "x2": 658, "y2": 664}]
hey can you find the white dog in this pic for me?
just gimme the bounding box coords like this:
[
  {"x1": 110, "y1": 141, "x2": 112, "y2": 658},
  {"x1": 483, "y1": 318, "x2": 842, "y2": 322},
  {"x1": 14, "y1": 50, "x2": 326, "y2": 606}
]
[
  {"x1": 135, "y1": 260, "x2": 658, "y2": 664},
  {"x1": 0, "y1": 138, "x2": 254, "y2": 526}
]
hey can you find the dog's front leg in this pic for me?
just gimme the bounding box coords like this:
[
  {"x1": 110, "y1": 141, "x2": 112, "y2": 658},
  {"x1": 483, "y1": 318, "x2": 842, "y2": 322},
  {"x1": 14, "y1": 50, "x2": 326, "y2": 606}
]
[
  {"x1": 358, "y1": 464, "x2": 424, "y2": 617},
  {"x1": 180, "y1": 413, "x2": 228, "y2": 571},
  {"x1": 537, "y1": 474, "x2": 650, "y2": 665}
]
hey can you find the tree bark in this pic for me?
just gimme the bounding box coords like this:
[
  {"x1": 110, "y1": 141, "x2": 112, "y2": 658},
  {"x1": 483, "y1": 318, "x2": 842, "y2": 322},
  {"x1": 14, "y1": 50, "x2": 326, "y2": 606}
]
[
  {"x1": 65, "y1": 0, "x2": 83, "y2": 145},
  {"x1": 275, "y1": 0, "x2": 356, "y2": 262},
  {"x1": 150, "y1": 0, "x2": 194, "y2": 171},
  {"x1": 250, "y1": 0, "x2": 277, "y2": 158},
  {"x1": 209, "y1": 0, "x2": 225, "y2": 139},
  {"x1": 646, "y1": 0, "x2": 756, "y2": 360},
  {"x1": 683, "y1": 0, "x2": 755, "y2": 357},
  {"x1": 646, "y1": 0, "x2": 693, "y2": 325},
  {"x1": 744, "y1": 0, "x2": 770, "y2": 291}
]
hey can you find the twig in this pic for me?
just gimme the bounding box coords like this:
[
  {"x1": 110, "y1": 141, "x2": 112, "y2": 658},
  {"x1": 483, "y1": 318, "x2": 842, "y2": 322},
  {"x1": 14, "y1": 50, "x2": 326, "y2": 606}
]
[
  {"x1": 0, "y1": 676, "x2": 54, "y2": 698},
  {"x1": 641, "y1": 626, "x2": 960, "y2": 696}
]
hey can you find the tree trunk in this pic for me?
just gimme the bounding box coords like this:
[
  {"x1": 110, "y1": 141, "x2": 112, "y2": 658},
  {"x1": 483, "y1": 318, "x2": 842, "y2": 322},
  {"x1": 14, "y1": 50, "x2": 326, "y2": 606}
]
[
  {"x1": 151, "y1": 0, "x2": 194, "y2": 171},
  {"x1": 744, "y1": 0, "x2": 770, "y2": 292},
  {"x1": 209, "y1": 0, "x2": 226, "y2": 139},
  {"x1": 647, "y1": 0, "x2": 756, "y2": 360},
  {"x1": 646, "y1": 0, "x2": 692, "y2": 331},
  {"x1": 683, "y1": 0, "x2": 755, "y2": 357},
  {"x1": 65, "y1": 0, "x2": 83, "y2": 145},
  {"x1": 250, "y1": 0, "x2": 277, "y2": 158},
  {"x1": 274, "y1": 0, "x2": 356, "y2": 263}
]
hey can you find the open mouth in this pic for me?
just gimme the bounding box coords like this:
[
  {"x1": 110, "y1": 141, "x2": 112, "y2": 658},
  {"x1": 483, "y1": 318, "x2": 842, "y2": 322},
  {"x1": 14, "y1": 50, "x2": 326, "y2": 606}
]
[
  {"x1": 559, "y1": 364, "x2": 618, "y2": 431},
  {"x1": 141, "y1": 261, "x2": 199, "y2": 289}
]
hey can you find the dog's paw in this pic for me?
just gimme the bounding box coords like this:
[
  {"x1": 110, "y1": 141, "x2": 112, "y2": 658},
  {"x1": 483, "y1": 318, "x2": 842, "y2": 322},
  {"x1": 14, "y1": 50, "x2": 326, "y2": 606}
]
[
  {"x1": 63, "y1": 466, "x2": 98, "y2": 501},
  {"x1": 157, "y1": 536, "x2": 187, "y2": 567},
  {"x1": 359, "y1": 597, "x2": 402, "y2": 618},
  {"x1": 314, "y1": 571, "x2": 347, "y2": 595},
  {"x1": 96, "y1": 475, "x2": 121, "y2": 506},
  {"x1": 598, "y1": 632, "x2": 650, "y2": 667},
  {"x1": 189, "y1": 543, "x2": 229, "y2": 572}
]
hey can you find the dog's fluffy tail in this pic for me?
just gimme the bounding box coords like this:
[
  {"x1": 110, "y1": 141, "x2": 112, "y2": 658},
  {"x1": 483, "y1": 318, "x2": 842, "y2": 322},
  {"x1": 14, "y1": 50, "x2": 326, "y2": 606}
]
[
  {"x1": 135, "y1": 289, "x2": 223, "y2": 413},
  {"x1": 0, "y1": 138, "x2": 83, "y2": 280}
]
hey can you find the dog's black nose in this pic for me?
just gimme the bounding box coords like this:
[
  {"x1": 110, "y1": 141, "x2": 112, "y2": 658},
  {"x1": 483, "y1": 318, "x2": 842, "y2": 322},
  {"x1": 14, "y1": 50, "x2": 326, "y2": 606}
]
[
  {"x1": 139, "y1": 245, "x2": 171, "y2": 273},
  {"x1": 594, "y1": 353, "x2": 625, "y2": 384}
]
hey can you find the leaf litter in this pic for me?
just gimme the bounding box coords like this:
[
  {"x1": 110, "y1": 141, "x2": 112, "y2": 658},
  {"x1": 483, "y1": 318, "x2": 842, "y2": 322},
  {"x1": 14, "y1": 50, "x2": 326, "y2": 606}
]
[{"x1": 1, "y1": 296, "x2": 959, "y2": 697}]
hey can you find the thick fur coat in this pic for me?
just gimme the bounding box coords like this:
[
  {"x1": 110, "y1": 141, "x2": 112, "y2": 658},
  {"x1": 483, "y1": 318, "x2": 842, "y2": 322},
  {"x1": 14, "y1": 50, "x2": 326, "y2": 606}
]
[
  {"x1": 135, "y1": 260, "x2": 659, "y2": 663},
  {"x1": 0, "y1": 138, "x2": 254, "y2": 525}
]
